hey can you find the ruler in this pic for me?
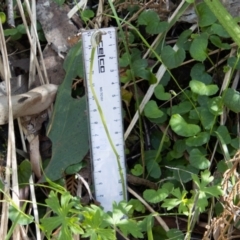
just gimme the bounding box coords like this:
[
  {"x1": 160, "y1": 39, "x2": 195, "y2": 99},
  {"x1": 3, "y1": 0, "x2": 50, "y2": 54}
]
[{"x1": 82, "y1": 28, "x2": 127, "y2": 212}]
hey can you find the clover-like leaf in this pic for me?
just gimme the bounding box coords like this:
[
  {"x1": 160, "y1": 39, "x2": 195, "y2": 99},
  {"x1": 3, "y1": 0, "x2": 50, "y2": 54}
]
[
  {"x1": 223, "y1": 88, "x2": 240, "y2": 113},
  {"x1": 190, "y1": 63, "x2": 212, "y2": 84},
  {"x1": 190, "y1": 33, "x2": 208, "y2": 61},
  {"x1": 190, "y1": 80, "x2": 218, "y2": 96},
  {"x1": 170, "y1": 114, "x2": 201, "y2": 137},
  {"x1": 189, "y1": 149, "x2": 210, "y2": 169},
  {"x1": 143, "y1": 189, "x2": 169, "y2": 203},
  {"x1": 197, "y1": 2, "x2": 217, "y2": 27},
  {"x1": 208, "y1": 96, "x2": 223, "y2": 115},
  {"x1": 144, "y1": 100, "x2": 164, "y2": 118},
  {"x1": 161, "y1": 46, "x2": 185, "y2": 69},
  {"x1": 154, "y1": 84, "x2": 171, "y2": 100},
  {"x1": 186, "y1": 132, "x2": 210, "y2": 147}
]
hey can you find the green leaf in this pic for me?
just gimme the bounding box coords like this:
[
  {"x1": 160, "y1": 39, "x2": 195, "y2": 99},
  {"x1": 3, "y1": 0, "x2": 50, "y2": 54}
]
[
  {"x1": 128, "y1": 199, "x2": 145, "y2": 213},
  {"x1": 199, "y1": 108, "x2": 215, "y2": 130},
  {"x1": 208, "y1": 96, "x2": 223, "y2": 115},
  {"x1": 209, "y1": 35, "x2": 230, "y2": 49},
  {"x1": 190, "y1": 80, "x2": 218, "y2": 96},
  {"x1": 166, "y1": 229, "x2": 184, "y2": 240},
  {"x1": 190, "y1": 33, "x2": 208, "y2": 61},
  {"x1": 145, "y1": 150, "x2": 161, "y2": 179},
  {"x1": 223, "y1": 88, "x2": 240, "y2": 113},
  {"x1": 119, "y1": 52, "x2": 130, "y2": 67},
  {"x1": 147, "y1": 160, "x2": 161, "y2": 179},
  {"x1": 186, "y1": 132, "x2": 210, "y2": 147},
  {"x1": 143, "y1": 189, "x2": 169, "y2": 203},
  {"x1": 170, "y1": 114, "x2": 201, "y2": 137},
  {"x1": 211, "y1": 23, "x2": 230, "y2": 38},
  {"x1": 0, "y1": 12, "x2": 6, "y2": 24},
  {"x1": 144, "y1": 100, "x2": 164, "y2": 118},
  {"x1": 81, "y1": 9, "x2": 94, "y2": 21},
  {"x1": 227, "y1": 57, "x2": 240, "y2": 70},
  {"x1": 17, "y1": 24, "x2": 26, "y2": 34},
  {"x1": 190, "y1": 63, "x2": 212, "y2": 84},
  {"x1": 189, "y1": 149, "x2": 210, "y2": 169},
  {"x1": 161, "y1": 46, "x2": 185, "y2": 69},
  {"x1": 18, "y1": 160, "x2": 32, "y2": 188},
  {"x1": 131, "y1": 164, "x2": 143, "y2": 176},
  {"x1": 215, "y1": 125, "x2": 231, "y2": 144},
  {"x1": 197, "y1": 2, "x2": 217, "y2": 27},
  {"x1": 117, "y1": 219, "x2": 143, "y2": 238},
  {"x1": 4, "y1": 28, "x2": 18, "y2": 36},
  {"x1": 132, "y1": 58, "x2": 148, "y2": 79},
  {"x1": 146, "y1": 21, "x2": 168, "y2": 34},
  {"x1": 173, "y1": 165, "x2": 199, "y2": 183},
  {"x1": 44, "y1": 42, "x2": 89, "y2": 181},
  {"x1": 154, "y1": 85, "x2": 171, "y2": 100},
  {"x1": 168, "y1": 101, "x2": 192, "y2": 115},
  {"x1": 9, "y1": 205, "x2": 33, "y2": 225},
  {"x1": 138, "y1": 10, "x2": 159, "y2": 25}
]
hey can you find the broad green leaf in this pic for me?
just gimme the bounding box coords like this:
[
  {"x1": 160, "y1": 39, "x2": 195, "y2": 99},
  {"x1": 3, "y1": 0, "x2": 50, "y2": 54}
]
[
  {"x1": 146, "y1": 21, "x2": 168, "y2": 34},
  {"x1": 132, "y1": 58, "x2": 149, "y2": 79},
  {"x1": 40, "y1": 216, "x2": 63, "y2": 234},
  {"x1": 147, "y1": 160, "x2": 161, "y2": 179},
  {"x1": 128, "y1": 199, "x2": 145, "y2": 213},
  {"x1": 119, "y1": 52, "x2": 130, "y2": 67},
  {"x1": 81, "y1": 9, "x2": 94, "y2": 21},
  {"x1": 208, "y1": 96, "x2": 223, "y2": 115},
  {"x1": 211, "y1": 23, "x2": 229, "y2": 38},
  {"x1": 138, "y1": 10, "x2": 159, "y2": 25},
  {"x1": 209, "y1": 35, "x2": 230, "y2": 49},
  {"x1": 44, "y1": 42, "x2": 89, "y2": 181},
  {"x1": 17, "y1": 24, "x2": 26, "y2": 34},
  {"x1": 18, "y1": 160, "x2": 32, "y2": 188},
  {"x1": 4, "y1": 28, "x2": 18, "y2": 36},
  {"x1": 190, "y1": 63, "x2": 212, "y2": 84},
  {"x1": 161, "y1": 198, "x2": 181, "y2": 210},
  {"x1": 168, "y1": 101, "x2": 192, "y2": 115},
  {"x1": 190, "y1": 80, "x2": 218, "y2": 96},
  {"x1": 161, "y1": 46, "x2": 185, "y2": 69},
  {"x1": 227, "y1": 57, "x2": 240, "y2": 70},
  {"x1": 186, "y1": 132, "x2": 210, "y2": 147},
  {"x1": 118, "y1": 219, "x2": 143, "y2": 238},
  {"x1": 176, "y1": 29, "x2": 192, "y2": 49},
  {"x1": 197, "y1": 2, "x2": 217, "y2": 27},
  {"x1": 199, "y1": 108, "x2": 215, "y2": 130},
  {"x1": 143, "y1": 189, "x2": 169, "y2": 203},
  {"x1": 144, "y1": 100, "x2": 164, "y2": 118},
  {"x1": 231, "y1": 137, "x2": 240, "y2": 149},
  {"x1": 9, "y1": 205, "x2": 33, "y2": 225},
  {"x1": 173, "y1": 165, "x2": 199, "y2": 183},
  {"x1": 131, "y1": 164, "x2": 143, "y2": 176},
  {"x1": 170, "y1": 114, "x2": 201, "y2": 137},
  {"x1": 190, "y1": 33, "x2": 208, "y2": 61},
  {"x1": 154, "y1": 84, "x2": 171, "y2": 100},
  {"x1": 215, "y1": 125, "x2": 231, "y2": 144},
  {"x1": 189, "y1": 149, "x2": 210, "y2": 169},
  {"x1": 223, "y1": 88, "x2": 240, "y2": 112},
  {"x1": 166, "y1": 229, "x2": 184, "y2": 240}
]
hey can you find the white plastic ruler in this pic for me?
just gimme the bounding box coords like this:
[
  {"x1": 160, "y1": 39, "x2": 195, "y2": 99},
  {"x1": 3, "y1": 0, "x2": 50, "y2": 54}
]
[{"x1": 82, "y1": 27, "x2": 127, "y2": 212}]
